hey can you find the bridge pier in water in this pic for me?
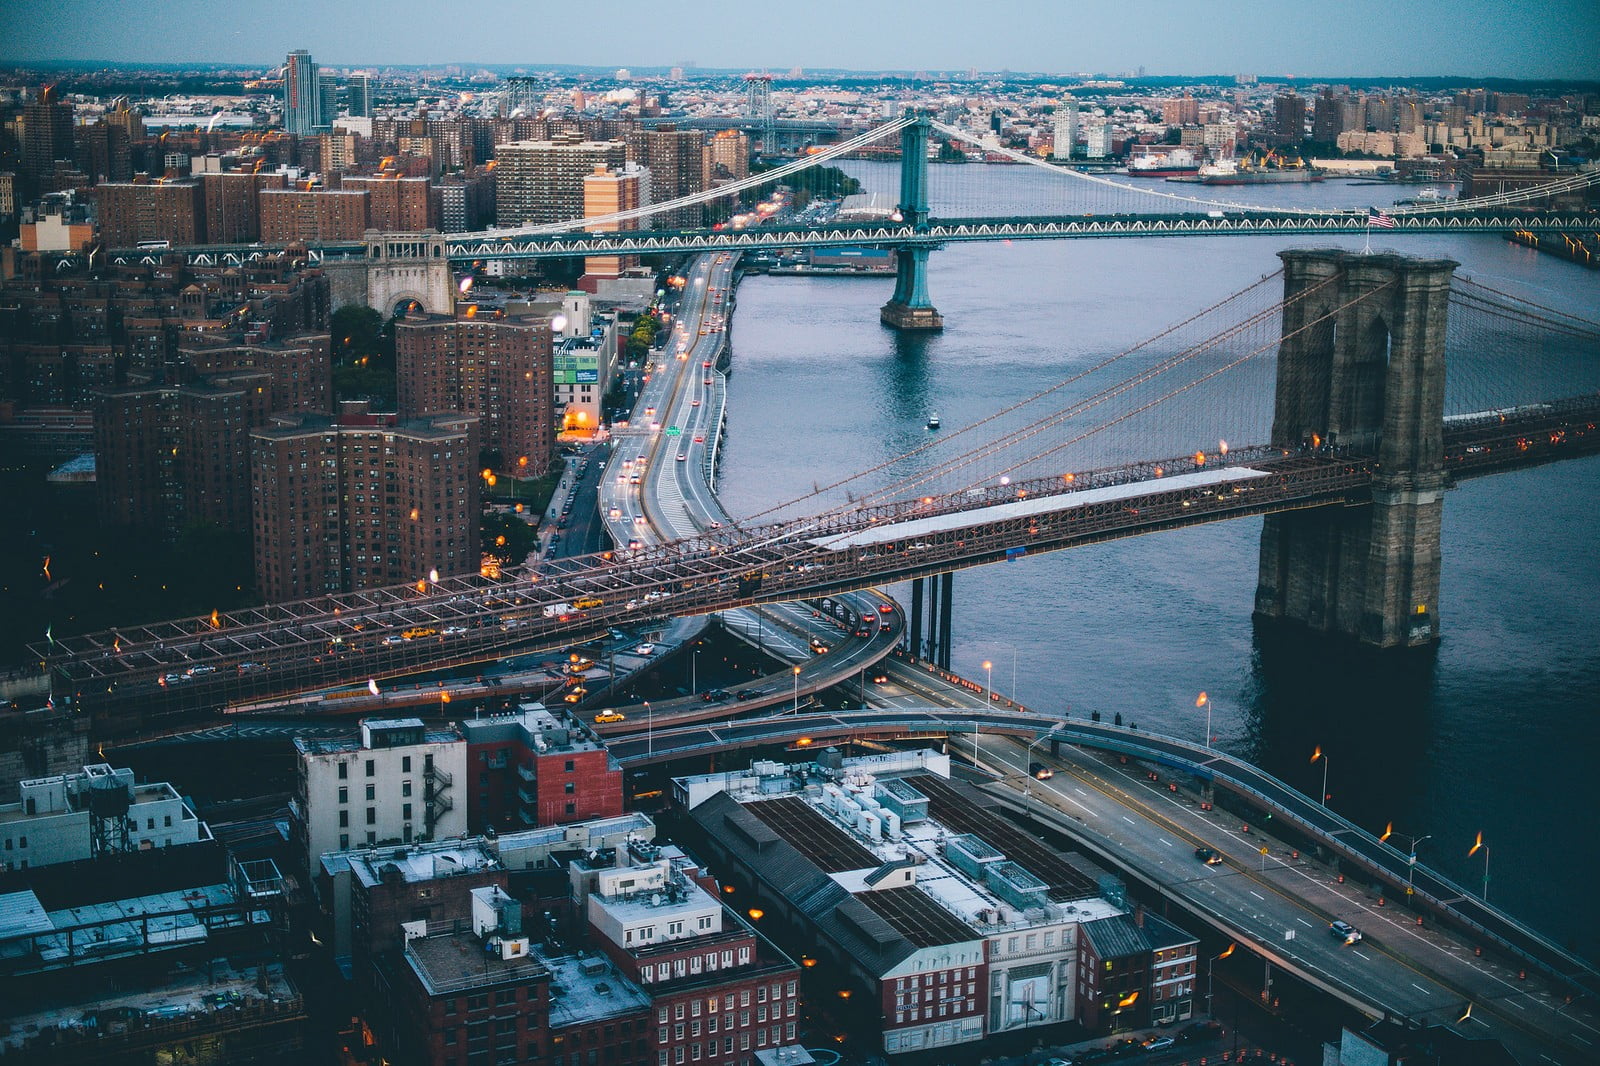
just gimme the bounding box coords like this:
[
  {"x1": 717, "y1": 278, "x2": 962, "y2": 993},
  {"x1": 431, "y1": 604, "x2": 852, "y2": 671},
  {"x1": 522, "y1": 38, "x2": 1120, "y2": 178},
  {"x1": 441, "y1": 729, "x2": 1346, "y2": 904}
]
[
  {"x1": 880, "y1": 112, "x2": 943, "y2": 332},
  {"x1": 1254, "y1": 250, "x2": 1457, "y2": 649},
  {"x1": 905, "y1": 574, "x2": 954, "y2": 668}
]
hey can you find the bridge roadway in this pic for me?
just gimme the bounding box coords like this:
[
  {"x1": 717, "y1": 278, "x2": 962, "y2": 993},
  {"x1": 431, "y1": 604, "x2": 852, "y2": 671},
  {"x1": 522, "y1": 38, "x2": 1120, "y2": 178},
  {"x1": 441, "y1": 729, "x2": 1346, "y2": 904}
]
[
  {"x1": 609, "y1": 695, "x2": 1600, "y2": 1064},
  {"x1": 33, "y1": 396, "x2": 1600, "y2": 732},
  {"x1": 105, "y1": 208, "x2": 1600, "y2": 268}
]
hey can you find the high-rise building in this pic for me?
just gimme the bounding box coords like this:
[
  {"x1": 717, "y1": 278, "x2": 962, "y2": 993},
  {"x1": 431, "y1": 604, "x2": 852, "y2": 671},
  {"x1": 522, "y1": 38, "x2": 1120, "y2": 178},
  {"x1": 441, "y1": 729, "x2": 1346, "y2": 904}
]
[
  {"x1": 179, "y1": 334, "x2": 332, "y2": 415},
  {"x1": 436, "y1": 169, "x2": 495, "y2": 232},
  {"x1": 94, "y1": 369, "x2": 274, "y2": 538},
  {"x1": 493, "y1": 139, "x2": 627, "y2": 226},
  {"x1": 395, "y1": 312, "x2": 554, "y2": 472},
  {"x1": 1272, "y1": 92, "x2": 1306, "y2": 146},
  {"x1": 1312, "y1": 89, "x2": 1345, "y2": 144},
  {"x1": 626, "y1": 126, "x2": 704, "y2": 229},
  {"x1": 259, "y1": 187, "x2": 370, "y2": 242},
  {"x1": 283, "y1": 49, "x2": 320, "y2": 138},
  {"x1": 1160, "y1": 93, "x2": 1199, "y2": 127},
  {"x1": 317, "y1": 74, "x2": 339, "y2": 130},
  {"x1": 21, "y1": 85, "x2": 76, "y2": 197},
  {"x1": 1052, "y1": 96, "x2": 1079, "y2": 160},
  {"x1": 581, "y1": 162, "x2": 647, "y2": 284},
  {"x1": 347, "y1": 74, "x2": 374, "y2": 119},
  {"x1": 200, "y1": 170, "x2": 286, "y2": 245},
  {"x1": 250, "y1": 404, "x2": 480, "y2": 600},
  {"x1": 706, "y1": 129, "x2": 750, "y2": 183},
  {"x1": 1084, "y1": 124, "x2": 1113, "y2": 158},
  {"x1": 341, "y1": 175, "x2": 435, "y2": 231}
]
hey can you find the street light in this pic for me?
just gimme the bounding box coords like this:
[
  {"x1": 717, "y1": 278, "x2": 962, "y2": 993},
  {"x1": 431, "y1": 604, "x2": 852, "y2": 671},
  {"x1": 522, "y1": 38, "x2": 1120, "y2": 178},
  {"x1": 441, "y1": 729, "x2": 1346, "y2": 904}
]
[
  {"x1": 792, "y1": 665, "x2": 801, "y2": 714},
  {"x1": 982, "y1": 660, "x2": 993, "y2": 705},
  {"x1": 1380, "y1": 823, "x2": 1432, "y2": 896},
  {"x1": 981, "y1": 642, "x2": 1018, "y2": 701},
  {"x1": 1196, "y1": 691, "x2": 1212, "y2": 748},
  {"x1": 1207, "y1": 943, "x2": 1236, "y2": 1018},
  {"x1": 1469, "y1": 831, "x2": 1489, "y2": 903},
  {"x1": 1311, "y1": 745, "x2": 1330, "y2": 807},
  {"x1": 645, "y1": 700, "x2": 653, "y2": 757}
]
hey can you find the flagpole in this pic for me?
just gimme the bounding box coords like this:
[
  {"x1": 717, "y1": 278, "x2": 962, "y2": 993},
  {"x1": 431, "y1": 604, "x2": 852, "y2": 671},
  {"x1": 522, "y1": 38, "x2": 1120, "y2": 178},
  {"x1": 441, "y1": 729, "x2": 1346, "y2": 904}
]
[{"x1": 1363, "y1": 216, "x2": 1372, "y2": 255}]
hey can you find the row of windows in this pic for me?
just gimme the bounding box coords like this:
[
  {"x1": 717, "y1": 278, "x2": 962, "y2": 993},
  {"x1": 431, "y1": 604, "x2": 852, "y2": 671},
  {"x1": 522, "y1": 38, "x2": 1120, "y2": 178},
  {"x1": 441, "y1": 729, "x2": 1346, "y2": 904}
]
[
  {"x1": 657, "y1": 984, "x2": 794, "y2": 1024},
  {"x1": 893, "y1": 1001, "x2": 976, "y2": 1025},
  {"x1": 654, "y1": 1023, "x2": 795, "y2": 1063},
  {"x1": 895, "y1": 968, "x2": 977, "y2": 991}
]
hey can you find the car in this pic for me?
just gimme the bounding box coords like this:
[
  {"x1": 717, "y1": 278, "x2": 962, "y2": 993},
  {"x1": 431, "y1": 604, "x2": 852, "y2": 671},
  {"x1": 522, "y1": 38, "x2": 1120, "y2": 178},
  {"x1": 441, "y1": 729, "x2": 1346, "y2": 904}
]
[
  {"x1": 237, "y1": 662, "x2": 264, "y2": 674},
  {"x1": 1029, "y1": 762, "x2": 1054, "y2": 780},
  {"x1": 1142, "y1": 1036, "x2": 1175, "y2": 1051},
  {"x1": 382, "y1": 635, "x2": 405, "y2": 645},
  {"x1": 735, "y1": 688, "x2": 759, "y2": 700},
  {"x1": 1194, "y1": 847, "x2": 1224, "y2": 865},
  {"x1": 1330, "y1": 920, "x2": 1362, "y2": 944},
  {"x1": 871, "y1": 673, "x2": 889, "y2": 684},
  {"x1": 677, "y1": 453, "x2": 688, "y2": 462},
  {"x1": 162, "y1": 672, "x2": 188, "y2": 684},
  {"x1": 186, "y1": 664, "x2": 217, "y2": 676},
  {"x1": 635, "y1": 643, "x2": 655, "y2": 655},
  {"x1": 693, "y1": 435, "x2": 705, "y2": 443},
  {"x1": 704, "y1": 378, "x2": 713, "y2": 385},
  {"x1": 690, "y1": 399, "x2": 700, "y2": 407},
  {"x1": 809, "y1": 639, "x2": 829, "y2": 654},
  {"x1": 593, "y1": 711, "x2": 625, "y2": 724},
  {"x1": 441, "y1": 626, "x2": 467, "y2": 636},
  {"x1": 702, "y1": 360, "x2": 711, "y2": 368}
]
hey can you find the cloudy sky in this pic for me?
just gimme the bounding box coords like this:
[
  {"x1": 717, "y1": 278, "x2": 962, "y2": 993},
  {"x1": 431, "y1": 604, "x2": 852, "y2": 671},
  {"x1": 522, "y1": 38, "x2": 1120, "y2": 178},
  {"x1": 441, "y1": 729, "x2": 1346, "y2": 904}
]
[{"x1": 4, "y1": 0, "x2": 1596, "y2": 80}]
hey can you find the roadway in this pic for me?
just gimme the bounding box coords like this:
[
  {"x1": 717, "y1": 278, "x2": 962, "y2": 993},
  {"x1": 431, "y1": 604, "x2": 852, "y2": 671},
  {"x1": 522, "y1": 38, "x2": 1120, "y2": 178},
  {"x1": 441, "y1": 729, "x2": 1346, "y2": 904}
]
[{"x1": 965, "y1": 732, "x2": 1600, "y2": 1066}]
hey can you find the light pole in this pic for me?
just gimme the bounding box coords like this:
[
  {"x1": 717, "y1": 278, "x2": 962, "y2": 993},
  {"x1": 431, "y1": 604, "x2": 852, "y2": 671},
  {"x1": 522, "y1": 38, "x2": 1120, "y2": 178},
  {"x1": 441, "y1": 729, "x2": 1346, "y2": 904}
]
[
  {"x1": 1469, "y1": 832, "x2": 1489, "y2": 902},
  {"x1": 983, "y1": 660, "x2": 993, "y2": 705},
  {"x1": 1311, "y1": 746, "x2": 1330, "y2": 807},
  {"x1": 1022, "y1": 722, "x2": 1067, "y2": 797},
  {"x1": 1207, "y1": 944, "x2": 1235, "y2": 1019},
  {"x1": 792, "y1": 665, "x2": 801, "y2": 714},
  {"x1": 645, "y1": 700, "x2": 653, "y2": 758},
  {"x1": 1381, "y1": 824, "x2": 1432, "y2": 896},
  {"x1": 691, "y1": 647, "x2": 699, "y2": 695},
  {"x1": 1196, "y1": 691, "x2": 1212, "y2": 748},
  {"x1": 981, "y1": 644, "x2": 1018, "y2": 702}
]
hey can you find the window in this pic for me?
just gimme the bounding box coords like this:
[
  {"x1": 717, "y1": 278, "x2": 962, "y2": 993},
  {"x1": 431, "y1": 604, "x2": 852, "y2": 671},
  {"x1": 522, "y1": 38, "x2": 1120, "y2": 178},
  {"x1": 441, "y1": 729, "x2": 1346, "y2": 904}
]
[
  {"x1": 366, "y1": 784, "x2": 376, "y2": 801},
  {"x1": 339, "y1": 811, "x2": 349, "y2": 828},
  {"x1": 338, "y1": 787, "x2": 348, "y2": 804},
  {"x1": 365, "y1": 759, "x2": 374, "y2": 777},
  {"x1": 164, "y1": 814, "x2": 172, "y2": 828},
  {"x1": 403, "y1": 756, "x2": 412, "y2": 772},
  {"x1": 674, "y1": 1004, "x2": 685, "y2": 1021},
  {"x1": 674, "y1": 1024, "x2": 685, "y2": 1040},
  {"x1": 564, "y1": 782, "x2": 575, "y2": 794},
  {"x1": 403, "y1": 780, "x2": 412, "y2": 797},
  {"x1": 565, "y1": 759, "x2": 575, "y2": 772},
  {"x1": 338, "y1": 762, "x2": 348, "y2": 780},
  {"x1": 339, "y1": 833, "x2": 349, "y2": 850},
  {"x1": 403, "y1": 803, "x2": 412, "y2": 819},
  {"x1": 366, "y1": 808, "x2": 376, "y2": 824}
]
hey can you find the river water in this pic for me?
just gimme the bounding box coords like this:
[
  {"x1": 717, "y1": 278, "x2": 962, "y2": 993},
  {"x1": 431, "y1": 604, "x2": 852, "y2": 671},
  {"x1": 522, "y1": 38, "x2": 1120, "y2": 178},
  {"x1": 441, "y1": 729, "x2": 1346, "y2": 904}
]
[{"x1": 715, "y1": 161, "x2": 1600, "y2": 963}]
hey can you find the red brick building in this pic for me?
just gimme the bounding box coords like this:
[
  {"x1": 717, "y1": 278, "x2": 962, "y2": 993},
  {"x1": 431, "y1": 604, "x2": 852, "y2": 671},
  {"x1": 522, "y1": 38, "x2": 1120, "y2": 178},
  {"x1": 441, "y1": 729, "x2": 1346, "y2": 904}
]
[
  {"x1": 93, "y1": 369, "x2": 273, "y2": 537},
  {"x1": 573, "y1": 844, "x2": 804, "y2": 1066},
  {"x1": 249, "y1": 402, "x2": 479, "y2": 600},
  {"x1": 461, "y1": 706, "x2": 624, "y2": 832},
  {"x1": 259, "y1": 187, "x2": 370, "y2": 242},
  {"x1": 395, "y1": 312, "x2": 555, "y2": 474},
  {"x1": 180, "y1": 334, "x2": 333, "y2": 415},
  {"x1": 342, "y1": 175, "x2": 437, "y2": 232},
  {"x1": 93, "y1": 179, "x2": 204, "y2": 247}
]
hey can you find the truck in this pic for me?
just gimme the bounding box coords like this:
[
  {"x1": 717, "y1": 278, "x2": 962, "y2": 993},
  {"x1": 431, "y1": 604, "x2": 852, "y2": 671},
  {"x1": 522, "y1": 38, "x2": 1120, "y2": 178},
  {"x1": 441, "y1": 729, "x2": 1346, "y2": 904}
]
[{"x1": 542, "y1": 602, "x2": 574, "y2": 619}]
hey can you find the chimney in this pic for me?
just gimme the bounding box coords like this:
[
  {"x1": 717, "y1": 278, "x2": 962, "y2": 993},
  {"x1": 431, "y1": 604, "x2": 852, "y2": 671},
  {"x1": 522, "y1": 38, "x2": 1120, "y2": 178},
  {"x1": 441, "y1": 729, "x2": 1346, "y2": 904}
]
[{"x1": 1133, "y1": 903, "x2": 1145, "y2": 928}]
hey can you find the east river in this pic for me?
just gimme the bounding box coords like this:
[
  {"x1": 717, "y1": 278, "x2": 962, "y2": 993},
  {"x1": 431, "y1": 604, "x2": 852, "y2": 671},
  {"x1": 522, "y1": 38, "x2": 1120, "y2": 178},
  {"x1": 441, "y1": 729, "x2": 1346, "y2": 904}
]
[{"x1": 714, "y1": 160, "x2": 1600, "y2": 963}]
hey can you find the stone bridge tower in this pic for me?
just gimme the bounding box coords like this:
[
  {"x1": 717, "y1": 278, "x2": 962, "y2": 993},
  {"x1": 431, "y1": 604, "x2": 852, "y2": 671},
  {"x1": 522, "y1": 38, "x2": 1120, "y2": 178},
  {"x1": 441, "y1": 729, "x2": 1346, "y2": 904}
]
[
  {"x1": 1254, "y1": 250, "x2": 1457, "y2": 648},
  {"x1": 363, "y1": 230, "x2": 454, "y2": 316}
]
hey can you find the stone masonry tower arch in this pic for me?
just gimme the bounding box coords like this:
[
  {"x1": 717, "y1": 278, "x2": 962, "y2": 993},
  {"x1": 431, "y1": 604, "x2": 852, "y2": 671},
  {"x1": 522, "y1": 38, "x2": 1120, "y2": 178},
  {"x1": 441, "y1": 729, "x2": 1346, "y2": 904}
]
[
  {"x1": 364, "y1": 231, "x2": 454, "y2": 316},
  {"x1": 1255, "y1": 250, "x2": 1458, "y2": 648}
]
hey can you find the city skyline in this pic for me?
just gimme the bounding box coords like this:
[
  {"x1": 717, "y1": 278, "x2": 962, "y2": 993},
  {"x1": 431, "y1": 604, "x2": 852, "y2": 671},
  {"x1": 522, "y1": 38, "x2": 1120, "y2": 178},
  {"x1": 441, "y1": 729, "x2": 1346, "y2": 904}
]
[{"x1": 4, "y1": 0, "x2": 1598, "y2": 81}]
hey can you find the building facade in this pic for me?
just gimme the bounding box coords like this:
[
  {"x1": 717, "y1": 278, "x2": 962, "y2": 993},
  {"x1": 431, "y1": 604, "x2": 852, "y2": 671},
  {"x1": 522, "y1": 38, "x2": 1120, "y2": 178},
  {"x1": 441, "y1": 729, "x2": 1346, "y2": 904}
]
[
  {"x1": 494, "y1": 139, "x2": 628, "y2": 227},
  {"x1": 250, "y1": 404, "x2": 480, "y2": 600},
  {"x1": 395, "y1": 312, "x2": 555, "y2": 473},
  {"x1": 293, "y1": 718, "x2": 469, "y2": 874},
  {"x1": 0, "y1": 763, "x2": 205, "y2": 870},
  {"x1": 284, "y1": 49, "x2": 321, "y2": 138},
  {"x1": 460, "y1": 705, "x2": 624, "y2": 833}
]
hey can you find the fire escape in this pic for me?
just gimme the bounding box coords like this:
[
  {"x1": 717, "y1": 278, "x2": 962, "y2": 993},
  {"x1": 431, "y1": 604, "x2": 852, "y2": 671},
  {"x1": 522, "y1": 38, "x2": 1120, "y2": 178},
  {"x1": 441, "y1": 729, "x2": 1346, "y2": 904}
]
[{"x1": 423, "y1": 756, "x2": 453, "y2": 836}]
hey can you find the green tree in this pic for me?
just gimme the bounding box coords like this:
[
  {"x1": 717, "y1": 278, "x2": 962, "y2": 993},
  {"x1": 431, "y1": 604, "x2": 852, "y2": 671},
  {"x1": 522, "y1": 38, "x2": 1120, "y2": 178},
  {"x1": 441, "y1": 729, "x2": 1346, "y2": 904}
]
[
  {"x1": 482, "y1": 512, "x2": 539, "y2": 566},
  {"x1": 331, "y1": 304, "x2": 385, "y2": 363}
]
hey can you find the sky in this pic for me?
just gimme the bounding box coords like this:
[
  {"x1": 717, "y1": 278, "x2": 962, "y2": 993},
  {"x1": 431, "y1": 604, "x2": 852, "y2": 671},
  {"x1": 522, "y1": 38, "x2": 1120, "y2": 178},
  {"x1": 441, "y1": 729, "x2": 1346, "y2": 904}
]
[{"x1": 3, "y1": 0, "x2": 1596, "y2": 81}]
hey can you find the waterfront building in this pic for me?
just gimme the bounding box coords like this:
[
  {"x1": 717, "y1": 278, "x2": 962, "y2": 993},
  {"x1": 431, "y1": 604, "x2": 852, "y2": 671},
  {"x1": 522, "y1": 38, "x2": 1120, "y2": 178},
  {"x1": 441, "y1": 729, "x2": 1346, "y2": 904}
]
[{"x1": 1052, "y1": 97, "x2": 1078, "y2": 160}]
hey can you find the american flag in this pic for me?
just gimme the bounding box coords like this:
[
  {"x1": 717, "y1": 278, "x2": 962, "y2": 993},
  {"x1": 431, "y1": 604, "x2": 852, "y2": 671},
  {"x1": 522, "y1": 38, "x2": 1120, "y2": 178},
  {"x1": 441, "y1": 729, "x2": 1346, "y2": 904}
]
[{"x1": 1368, "y1": 208, "x2": 1397, "y2": 229}]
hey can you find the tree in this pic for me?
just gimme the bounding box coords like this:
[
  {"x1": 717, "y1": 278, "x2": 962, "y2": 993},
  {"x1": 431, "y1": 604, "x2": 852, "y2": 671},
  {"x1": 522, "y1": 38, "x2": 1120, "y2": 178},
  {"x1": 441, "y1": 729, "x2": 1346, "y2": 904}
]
[{"x1": 331, "y1": 305, "x2": 385, "y2": 363}]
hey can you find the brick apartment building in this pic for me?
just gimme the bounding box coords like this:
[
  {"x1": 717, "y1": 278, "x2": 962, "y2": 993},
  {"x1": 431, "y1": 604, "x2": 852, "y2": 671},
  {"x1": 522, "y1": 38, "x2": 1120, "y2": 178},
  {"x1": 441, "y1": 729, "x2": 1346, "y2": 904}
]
[
  {"x1": 395, "y1": 312, "x2": 555, "y2": 475},
  {"x1": 250, "y1": 403, "x2": 480, "y2": 600}
]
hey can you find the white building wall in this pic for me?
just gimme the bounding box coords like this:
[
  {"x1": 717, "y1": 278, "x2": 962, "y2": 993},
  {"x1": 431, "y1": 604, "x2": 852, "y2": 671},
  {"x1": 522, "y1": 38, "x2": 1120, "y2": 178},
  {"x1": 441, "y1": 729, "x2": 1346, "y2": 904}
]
[{"x1": 300, "y1": 737, "x2": 468, "y2": 871}]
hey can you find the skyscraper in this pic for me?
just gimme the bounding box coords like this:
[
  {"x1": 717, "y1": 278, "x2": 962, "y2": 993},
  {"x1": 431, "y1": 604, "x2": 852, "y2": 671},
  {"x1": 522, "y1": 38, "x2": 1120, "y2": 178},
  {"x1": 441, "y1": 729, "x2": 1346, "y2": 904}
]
[
  {"x1": 22, "y1": 85, "x2": 76, "y2": 197},
  {"x1": 283, "y1": 49, "x2": 320, "y2": 137},
  {"x1": 347, "y1": 74, "x2": 373, "y2": 119},
  {"x1": 1052, "y1": 96, "x2": 1078, "y2": 161}
]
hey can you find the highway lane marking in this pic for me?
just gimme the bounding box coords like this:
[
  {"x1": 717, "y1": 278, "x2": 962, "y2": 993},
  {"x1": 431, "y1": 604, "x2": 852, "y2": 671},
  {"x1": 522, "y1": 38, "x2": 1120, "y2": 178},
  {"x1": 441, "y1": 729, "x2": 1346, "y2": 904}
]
[
  {"x1": 1508, "y1": 999, "x2": 1527, "y2": 1011},
  {"x1": 1122, "y1": 816, "x2": 1136, "y2": 825},
  {"x1": 1075, "y1": 788, "x2": 1087, "y2": 796},
  {"x1": 1572, "y1": 1035, "x2": 1590, "y2": 1045},
  {"x1": 1411, "y1": 983, "x2": 1432, "y2": 995},
  {"x1": 1249, "y1": 891, "x2": 1265, "y2": 901},
  {"x1": 1158, "y1": 837, "x2": 1173, "y2": 848},
  {"x1": 1352, "y1": 950, "x2": 1371, "y2": 960}
]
